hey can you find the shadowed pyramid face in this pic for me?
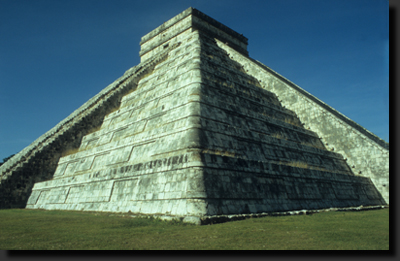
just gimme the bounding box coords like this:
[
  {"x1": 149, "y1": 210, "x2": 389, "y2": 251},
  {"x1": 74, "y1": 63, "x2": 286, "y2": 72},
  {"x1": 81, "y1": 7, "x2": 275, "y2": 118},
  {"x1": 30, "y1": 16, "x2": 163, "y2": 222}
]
[{"x1": 21, "y1": 8, "x2": 387, "y2": 224}]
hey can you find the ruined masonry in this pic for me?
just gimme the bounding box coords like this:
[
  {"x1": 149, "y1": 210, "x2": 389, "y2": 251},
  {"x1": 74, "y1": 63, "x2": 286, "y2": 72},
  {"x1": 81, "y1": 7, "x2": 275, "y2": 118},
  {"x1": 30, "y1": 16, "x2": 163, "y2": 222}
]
[{"x1": 0, "y1": 8, "x2": 388, "y2": 224}]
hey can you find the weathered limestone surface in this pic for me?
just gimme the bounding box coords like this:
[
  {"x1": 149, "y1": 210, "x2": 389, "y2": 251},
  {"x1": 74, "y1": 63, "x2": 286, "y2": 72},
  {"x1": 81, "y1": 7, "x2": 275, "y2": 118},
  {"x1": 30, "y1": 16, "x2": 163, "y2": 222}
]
[
  {"x1": 1, "y1": 8, "x2": 388, "y2": 223},
  {"x1": 214, "y1": 39, "x2": 389, "y2": 204},
  {"x1": 0, "y1": 41, "x2": 175, "y2": 209}
]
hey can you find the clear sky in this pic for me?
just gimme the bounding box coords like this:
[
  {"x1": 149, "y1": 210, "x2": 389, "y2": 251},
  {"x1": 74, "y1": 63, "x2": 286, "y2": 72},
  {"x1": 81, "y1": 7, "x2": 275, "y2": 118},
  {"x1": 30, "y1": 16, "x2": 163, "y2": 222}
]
[{"x1": 0, "y1": 0, "x2": 389, "y2": 161}]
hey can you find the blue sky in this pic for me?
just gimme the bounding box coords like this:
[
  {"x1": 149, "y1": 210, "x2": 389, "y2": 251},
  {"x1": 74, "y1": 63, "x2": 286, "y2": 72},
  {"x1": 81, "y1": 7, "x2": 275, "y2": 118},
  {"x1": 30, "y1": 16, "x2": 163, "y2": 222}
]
[{"x1": 0, "y1": 0, "x2": 389, "y2": 160}]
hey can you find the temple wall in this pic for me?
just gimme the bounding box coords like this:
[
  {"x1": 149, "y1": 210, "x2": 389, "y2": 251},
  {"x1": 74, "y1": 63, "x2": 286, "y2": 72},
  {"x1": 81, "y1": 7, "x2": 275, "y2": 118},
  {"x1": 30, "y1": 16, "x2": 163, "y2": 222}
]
[{"x1": 140, "y1": 7, "x2": 248, "y2": 62}]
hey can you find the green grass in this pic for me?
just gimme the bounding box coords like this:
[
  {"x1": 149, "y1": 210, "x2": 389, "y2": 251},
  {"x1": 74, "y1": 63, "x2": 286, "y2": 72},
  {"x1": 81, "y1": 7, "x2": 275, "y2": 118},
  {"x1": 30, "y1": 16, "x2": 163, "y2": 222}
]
[{"x1": 0, "y1": 208, "x2": 389, "y2": 250}]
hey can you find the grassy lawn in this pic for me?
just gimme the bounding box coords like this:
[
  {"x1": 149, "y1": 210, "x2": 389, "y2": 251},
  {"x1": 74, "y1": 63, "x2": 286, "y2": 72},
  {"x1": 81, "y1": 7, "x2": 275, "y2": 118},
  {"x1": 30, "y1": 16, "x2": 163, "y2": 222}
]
[{"x1": 0, "y1": 208, "x2": 389, "y2": 250}]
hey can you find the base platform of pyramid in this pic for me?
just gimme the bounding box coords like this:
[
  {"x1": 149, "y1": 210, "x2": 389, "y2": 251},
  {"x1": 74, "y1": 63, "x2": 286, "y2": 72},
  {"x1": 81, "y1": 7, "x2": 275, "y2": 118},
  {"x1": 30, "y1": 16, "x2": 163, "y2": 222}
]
[{"x1": 1, "y1": 8, "x2": 387, "y2": 224}]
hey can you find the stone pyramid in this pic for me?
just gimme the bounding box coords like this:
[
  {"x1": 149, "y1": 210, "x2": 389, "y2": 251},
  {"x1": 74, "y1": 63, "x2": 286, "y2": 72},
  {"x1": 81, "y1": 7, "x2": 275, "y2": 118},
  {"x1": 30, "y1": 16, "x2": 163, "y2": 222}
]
[{"x1": 0, "y1": 8, "x2": 388, "y2": 224}]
